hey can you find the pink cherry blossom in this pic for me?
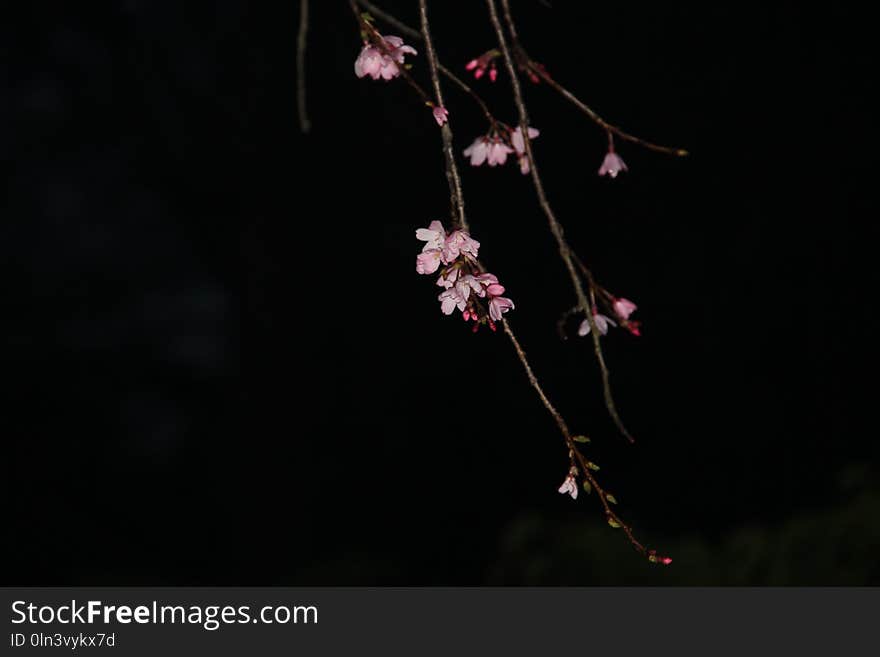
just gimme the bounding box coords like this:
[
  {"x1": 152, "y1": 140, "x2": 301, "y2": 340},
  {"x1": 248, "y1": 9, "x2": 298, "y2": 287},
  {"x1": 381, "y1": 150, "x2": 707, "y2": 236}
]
[
  {"x1": 436, "y1": 268, "x2": 459, "y2": 288},
  {"x1": 416, "y1": 250, "x2": 442, "y2": 275},
  {"x1": 510, "y1": 126, "x2": 539, "y2": 175},
  {"x1": 612, "y1": 297, "x2": 637, "y2": 320},
  {"x1": 475, "y1": 273, "x2": 499, "y2": 287},
  {"x1": 416, "y1": 220, "x2": 447, "y2": 252},
  {"x1": 577, "y1": 312, "x2": 616, "y2": 337},
  {"x1": 438, "y1": 287, "x2": 467, "y2": 315},
  {"x1": 463, "y1": 137, "x2": 490, "y2": 166},
  {"x1": 354, "y1": 35, "x2": 417, "y2": 81},
  {"x1": 598, "y1": 151, "x2": 628, "y2": 178},
  {"x1": 558, "y1": 471, "x2": 578, "y2": 500},
  {"x1": 488, "y1": 296, "x2": 515, "y2": 321},
  {"x1": 455, "y1": 274, "x2": 483, "y2": 300},
  {"x1": 432, "y1": 106, "x2": 449, "y2": 126},
  {"x1": 510, "y1": 126, "x2": 540, "y2": 155},
  {"x1": 446, "y1": 230, "x2": 480, "y2": 259},
  {"x1": 486, "y1": 139, "x2": 514, "y2": 166}
]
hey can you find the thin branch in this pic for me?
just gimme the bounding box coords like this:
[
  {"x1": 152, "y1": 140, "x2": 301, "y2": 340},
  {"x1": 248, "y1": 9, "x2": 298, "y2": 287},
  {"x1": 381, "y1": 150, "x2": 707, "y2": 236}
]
[
  {"x1": 500, "y1": 0, "x2": 687, "y2": 157},
  {"x1": 504, "y1": 319, "x2": 649, "y2": 558},
  {"x1": 348, "y1": 0, "x2": 664, "y2": 562},
  {"x1": 418, "y1": 0, "x2": 467, "y2": 231},
  {"x1": 486, "y1": 0, "x2": 635, "y2": 444},
  {"x1": 355, "y1": 0, "x2": 497, "y2": 125},
  {"x1": 503, "y1": 319, "x2": 571, "y2": 438},
  {"x1": 349, "y1": 0, "x2": 434, "y2": 107},
  {"x1": 296, "y1": 0, "x2": 311, "y2": 134}
]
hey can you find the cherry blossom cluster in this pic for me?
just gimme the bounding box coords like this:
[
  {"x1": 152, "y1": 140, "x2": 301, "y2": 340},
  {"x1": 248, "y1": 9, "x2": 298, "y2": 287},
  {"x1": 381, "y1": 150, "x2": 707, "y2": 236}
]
[
  {"x1": 463, "y1": 124, "x2": 540, "y2": 175},
  {"x1": 465, "y1": 49, "x2": 547, "y2": 84},
  {"x1": 578, "y1": 297, "x2": 640, "y2": 338},
  {"x1": 416, "y1": 221, "x2": 515, "y2": 331},
  {"x1": 465, "y1": 50, "x2": 500, "y2": 82},
  {"x1": 354, "y1": 34, "x2": 417, "y2": 81}
]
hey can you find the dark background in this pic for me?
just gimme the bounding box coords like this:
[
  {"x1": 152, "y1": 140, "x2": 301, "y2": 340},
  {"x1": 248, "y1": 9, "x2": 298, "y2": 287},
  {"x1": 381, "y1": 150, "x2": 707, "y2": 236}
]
[{"x1": 4, "y1": 0, "x2": 877, "y2": 584}]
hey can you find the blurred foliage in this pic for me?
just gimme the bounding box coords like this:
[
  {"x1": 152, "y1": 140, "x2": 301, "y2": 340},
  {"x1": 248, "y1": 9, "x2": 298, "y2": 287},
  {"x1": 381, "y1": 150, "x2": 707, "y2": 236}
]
[{"x1": 489, "y1": 464, "x2": 879, "y2": 585}]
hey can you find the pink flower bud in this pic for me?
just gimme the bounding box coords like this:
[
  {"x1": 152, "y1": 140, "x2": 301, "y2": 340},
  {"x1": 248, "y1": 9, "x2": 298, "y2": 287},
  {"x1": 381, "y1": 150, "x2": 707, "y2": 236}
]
[
  {"x1": 598, "y1": 151, "x2": 628, "y2": 178},
  {"x1": 612, "y1": 297, "x2": 637, "y2": 320}
]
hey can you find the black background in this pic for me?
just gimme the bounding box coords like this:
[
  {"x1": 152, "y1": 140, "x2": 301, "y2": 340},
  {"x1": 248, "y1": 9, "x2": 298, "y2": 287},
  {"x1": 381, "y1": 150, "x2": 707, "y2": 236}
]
[{"x1": 4, "y1": 0, "x2": 877, "y2": 584}]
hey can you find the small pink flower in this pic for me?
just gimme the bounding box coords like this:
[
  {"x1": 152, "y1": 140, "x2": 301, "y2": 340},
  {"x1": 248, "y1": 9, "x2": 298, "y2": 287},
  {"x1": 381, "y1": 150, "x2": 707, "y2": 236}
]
[
  {"x1": 510, "y1": 126, "x2": 540, "y2": 155},
  {"x1": 463, "y1": 137, "x2": 490, "y2": 166},
  {"x1": 598, "y1": 151, "x2": 628, "y2": 178},
  {"x1": 511, "y1": 126, "x2": 539, "y2": 175},
  {"x1": 488, "y1": 296, "x2": 515, "y2": 321},
  {"x1": 438, "y1": 287, "x2": 467, "y2": 315},
  {"x1": 486, "y1": 139, "x2": 514, "y2": 167},
  {"x1": 354, "y1": 46, "x2": 383, "y2": 79},
  {"x1": 416, "y1": 250, "x2": 442, "y2": 275},
  {"x1": 446, "y1": 230, "x2": 480, "y2": 259},
  {"x1": 354, "y1": 35, "x2": 417, "y2": 81},
  {"x1": 416, "y1": 220, "x2": 446, "y2": 252},
  {"x1": 432, "y1": 106, "x2": 449, "y2": 126},
  {"x1": 558, "y1": 470, "x2": 578, "y2": 500},
  {"x1": 455, "y1": 274, "x2": 483, "y2": 302},
  {"x1": 475, "y1": 273, "x2": 498, "y2": 286},
  {"x1": 577, "y1": 313, "x2": 616, "y2": 337},
  {"x1": 489, "y1": 68, "x2": 498, "y2": 82},
  {"x1": 436, "y1": 268, "x2": 459, "y2": 288},
  {"x1": 612, "y1": 297, "x2": 637, "y2": 320}
]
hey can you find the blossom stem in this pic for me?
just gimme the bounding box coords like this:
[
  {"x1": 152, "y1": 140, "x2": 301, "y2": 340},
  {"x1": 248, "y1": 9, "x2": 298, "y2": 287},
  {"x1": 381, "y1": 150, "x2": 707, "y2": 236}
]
[
  {"x1": 499, "y1": 0, "x2": 688, "y2": 157},
  {"x1": 349, "y1": 1, "x2": 434, "y2": 107},
  {"x1": 418, "y1": 0, "x2": 467, "y2": 231},
  {"x1": 296, "y1": 0, "x2": 311, "y2": 134},
  {"x1": 354, "y1": 0, "x2": 661, "y2": 561},
  {"x1": 486, "y1": 0, "x2": 635, "y2": 445},
  {"x1": 503, "y1": 318, "x2": 649, "y2": 558},
  {"x1": 354, "y1": 0, "x2": 498, "y2": 126}
]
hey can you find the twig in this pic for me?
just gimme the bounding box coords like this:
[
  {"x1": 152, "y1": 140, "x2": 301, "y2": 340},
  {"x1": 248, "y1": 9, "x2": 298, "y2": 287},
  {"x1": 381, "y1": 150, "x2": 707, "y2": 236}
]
[
  {"x1": 296, "y1": 0, "x2": 311, "y2": 134},
  {"x1": 349, "y1": 1, "x2": 433, "y2": 107},
  {"x1": 418, "y1": 0, "x2": 467, "y2": 231},
  {"x1": 347, "y1": 0, "x2": 663, "y2": 561},
  {"x1": 500, "y1": 0, "x2": 687, "y2": 157},
  {"x1": 504, "y1": 319, "x2": 648, "y2": 558},
  {"x1": 355, "y1": 0, "x2": 497, "y2": 125},
  {"x1": 486, "y1": 0, "x2": 635, "y2": 444}
]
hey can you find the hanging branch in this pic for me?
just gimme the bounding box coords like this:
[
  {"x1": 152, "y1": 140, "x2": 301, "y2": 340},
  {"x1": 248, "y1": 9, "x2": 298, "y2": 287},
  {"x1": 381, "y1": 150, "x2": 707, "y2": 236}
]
[
  {"x1": 485, "y1": 0, "x2": 636, "y2": 444},
  {"x1": 499, "y1": 0, "x2": 687, "y2": 157},
  {"x1": 418, "y1": 0, "x2": 466, "y2": 230},
  {"x1": 347, "y1": 0, "x2": 667, "y2": 562},
  {"x1": 355, "y1": 0, "x2": 498, "y2": 125},
  {"x1": 351, "y1": 0, "x2": 636, "y2": 444},
  {"x1": 296, "y1": 0, "x2": 311, "y2": 134}
]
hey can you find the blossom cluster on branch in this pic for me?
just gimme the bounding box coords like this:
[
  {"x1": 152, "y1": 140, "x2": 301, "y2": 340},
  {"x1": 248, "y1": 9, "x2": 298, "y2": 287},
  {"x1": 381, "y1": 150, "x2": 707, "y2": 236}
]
[
  {"x1": 335, "y1": 0, "x2": 685, "y2": 566},
  {"x1": 464, "y1": 124, "x2": 540, "y2": 175},
  {"x1": 416, "y1": 221, "x2": 514, "y2": 331},
  {"x1": 354, "y1": 34, "x2": 417, "y2": 81}
]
